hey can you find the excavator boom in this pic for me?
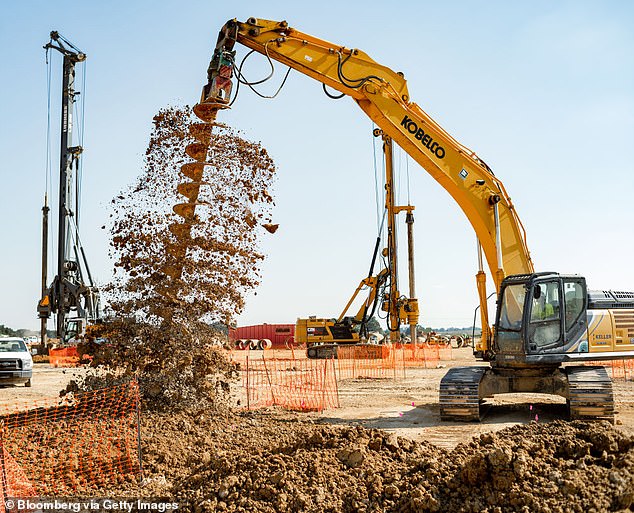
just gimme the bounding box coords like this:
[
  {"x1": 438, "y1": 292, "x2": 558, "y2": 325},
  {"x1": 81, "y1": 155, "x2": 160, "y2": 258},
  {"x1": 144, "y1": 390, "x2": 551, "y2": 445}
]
[
  {"x1": 205, "y1": 18, "x2": 535, "y2": 353},
  {"x1": 210, "y1": 18, "x2": 534, "y2": 285}
]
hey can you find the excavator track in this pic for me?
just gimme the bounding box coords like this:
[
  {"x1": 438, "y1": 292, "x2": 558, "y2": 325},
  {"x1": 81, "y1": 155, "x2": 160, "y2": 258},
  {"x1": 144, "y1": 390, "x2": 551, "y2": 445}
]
[
  {"x1": 307, "y1": 343, "x2": 386, "y2": 359},
  {"x1": 439, "y1": 366, "x2": 488, "y2": 421},
  {"x1": 307, "y1": 344, "x2": 338, "y2": 359},
  {"x1": 566, "y1": 366, "x2": 614, "y2": 421}
]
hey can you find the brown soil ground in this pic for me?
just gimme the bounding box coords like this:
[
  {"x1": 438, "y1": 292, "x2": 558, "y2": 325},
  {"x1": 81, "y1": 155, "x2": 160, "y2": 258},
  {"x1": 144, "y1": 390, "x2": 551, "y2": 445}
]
[
  {"x1": 229, "y1": 347, "x2": 634, "y2": 448},
  {"x1": 2, "y1": 354, "x2": 633, "y2": 512}
]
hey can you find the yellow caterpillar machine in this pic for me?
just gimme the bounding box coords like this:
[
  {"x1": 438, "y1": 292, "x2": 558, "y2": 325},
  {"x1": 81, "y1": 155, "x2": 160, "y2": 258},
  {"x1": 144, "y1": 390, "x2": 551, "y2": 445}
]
[
  {"x1": 190, "y1": 18, "x2": 634, "y2": 421},
  {"x1": 295, "y1": 147, "x2": 419, "y2": 360},
  {"x1": 295, "y1": 267, "x2": 395, "y2": 359}
]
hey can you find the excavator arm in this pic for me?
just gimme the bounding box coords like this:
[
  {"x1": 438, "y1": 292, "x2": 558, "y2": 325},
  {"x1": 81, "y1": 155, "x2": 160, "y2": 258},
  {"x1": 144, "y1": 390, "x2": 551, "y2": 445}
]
[
  {"x1": 200, "y1": 18, "x2": 535, "y2": 352},
  {"x1": 337, "y1": 268, "x2": 389, "y2": 324}
]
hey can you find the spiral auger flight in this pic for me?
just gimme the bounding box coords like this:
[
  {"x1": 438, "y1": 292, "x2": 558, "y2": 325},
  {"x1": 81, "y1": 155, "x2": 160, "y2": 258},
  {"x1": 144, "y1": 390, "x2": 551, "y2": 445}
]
[
  {"x1": 165, "y1": 41, "x2": 236, "y2": 293},
  {"x1": 164, "y1": 102, "x2": 228, "y2": 298}
]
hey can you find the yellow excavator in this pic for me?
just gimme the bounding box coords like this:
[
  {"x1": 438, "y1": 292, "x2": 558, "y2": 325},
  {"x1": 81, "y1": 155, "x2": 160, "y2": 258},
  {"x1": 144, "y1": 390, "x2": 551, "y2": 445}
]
[
  {"x1": 189, "y1": 18, "x2": 634, "y2": 421},
  {"x1": 296, "y1": 267, "x2": 393, "y2": 359}
]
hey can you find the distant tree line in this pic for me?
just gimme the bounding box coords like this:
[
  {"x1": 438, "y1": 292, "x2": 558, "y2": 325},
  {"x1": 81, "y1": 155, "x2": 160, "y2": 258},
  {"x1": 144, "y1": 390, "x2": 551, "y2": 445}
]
[
  {"x1": 0, "y1": 324, "x2": 56, "y2": 338},
  {"x1": 0, "y1": 324, "x2": 17, "y2": 336}
]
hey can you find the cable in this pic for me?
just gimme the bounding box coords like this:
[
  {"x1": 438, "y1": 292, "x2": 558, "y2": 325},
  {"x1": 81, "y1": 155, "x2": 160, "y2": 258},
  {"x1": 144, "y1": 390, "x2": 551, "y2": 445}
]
[
  {"x1": 45, "y1": 47, "x2": 55, "y2": 283},
  {"x1": 371, "y1": 125, "x2": 381, "y2": 231},
  {"x1": 397, "y1": 146, "x2": 402, "y2": 206},
  {"x1": 322, "y1": 83, "x2": 345, "y2": 99},
  {"x1": 77, "y1": 60, "x2": 87, "y2": 227},
  {"x1": 68, "y1": 214, "x2": 95, "y2": 288},
  {"x1": 406, "y1": 153, "x2": 411, "y2": 206},
  {"x1": 45, "y1": 49, "x2": 52, "y2": 198},
  {"x1": 235, "y1": 48, "x2": 275, "y2": 86},
  {"x1": 56, "y1": 32, "x2": 82, "y2": 54},
  {"x1": 229, "y1": 42, "x2": 292, "y2": 105},
  {"x1": 336, "y1": 51, "x2": 382, "y2": 90},
  {"x1": 380, "y1": 139, "x2": 386, "y2": 247}
]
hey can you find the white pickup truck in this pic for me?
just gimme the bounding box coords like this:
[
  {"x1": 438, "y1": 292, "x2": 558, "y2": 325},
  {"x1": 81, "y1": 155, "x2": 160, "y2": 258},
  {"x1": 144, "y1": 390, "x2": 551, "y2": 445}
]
[{"x1": 0, "y1": 337, "x2": 33, "y2": 387}]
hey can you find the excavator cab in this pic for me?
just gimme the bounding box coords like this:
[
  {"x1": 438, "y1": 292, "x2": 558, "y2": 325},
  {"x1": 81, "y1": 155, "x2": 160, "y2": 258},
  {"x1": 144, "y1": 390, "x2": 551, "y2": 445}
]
[
  {"x1": 494, "y1": 273, "x2": 589, "y2": 366},
  {"x1": 64, "y1": 317, "x2": 87, "y2": 344}
]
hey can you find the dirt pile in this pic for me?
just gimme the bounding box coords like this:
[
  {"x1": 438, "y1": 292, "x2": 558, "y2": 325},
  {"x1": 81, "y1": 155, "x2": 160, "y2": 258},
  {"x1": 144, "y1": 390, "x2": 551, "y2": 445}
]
[
  {"x1": 133, "y1": 410, "x2": 634, "y2": 512},
  {"x1": 434, "y1": 421, "x2": 634, "y2": 513}
]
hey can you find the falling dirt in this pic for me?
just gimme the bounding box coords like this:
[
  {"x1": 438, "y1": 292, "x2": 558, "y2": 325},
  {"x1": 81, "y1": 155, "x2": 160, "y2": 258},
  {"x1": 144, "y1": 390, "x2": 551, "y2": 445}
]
[
  {"x1": 262, "y1": 223, "x2": 279, "y2": 234},
  {"x1": 70, "y1": 106, "x2": 275, "y2": 411},
  {"x1": 106, "y1": 105, "x2": 276, "y2": 327}
]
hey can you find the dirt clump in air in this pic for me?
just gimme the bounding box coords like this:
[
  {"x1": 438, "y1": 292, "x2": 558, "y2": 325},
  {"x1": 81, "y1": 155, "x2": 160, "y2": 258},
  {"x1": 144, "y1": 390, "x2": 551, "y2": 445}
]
[{"x1": 68, "y1": 106, "x2": 276, "y2": 411}]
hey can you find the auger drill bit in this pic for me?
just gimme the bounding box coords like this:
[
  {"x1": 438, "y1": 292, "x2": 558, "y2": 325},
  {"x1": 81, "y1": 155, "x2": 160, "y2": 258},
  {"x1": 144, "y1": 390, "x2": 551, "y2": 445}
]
[{"x1": 164, "y1": 47, "x2": 235, "y2": 314}]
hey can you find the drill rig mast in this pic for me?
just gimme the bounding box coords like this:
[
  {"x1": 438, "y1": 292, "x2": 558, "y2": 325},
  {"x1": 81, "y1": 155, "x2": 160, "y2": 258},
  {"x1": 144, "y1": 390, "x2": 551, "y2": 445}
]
[{"x1": 38, "y1": 32, "x2": 100, "y2": 348}]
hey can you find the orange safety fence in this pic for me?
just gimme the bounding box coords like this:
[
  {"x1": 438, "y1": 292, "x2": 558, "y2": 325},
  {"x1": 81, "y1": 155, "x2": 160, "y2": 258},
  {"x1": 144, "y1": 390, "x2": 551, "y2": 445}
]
[
  {"x1": 438, "y1": 343, "x2": 454, "y2": 362},
  {"x1": 48, "y1": 346, "x2": 81, "y2": 368},
  {"x1": 242, "y1": 356, "x2": 339, "y2": 412},
  {"x1": 584, "y1": 359, "x2": 634, "y2": 382},
  {"x1": 236, "y1": 342, "x2": 459, "y2": 412},
  {"x1": 229, "y1": 342, "x2": 454, "y2": 366},
  {"x1": 0, "y1": 380, "x2": 141, "y2": 504},
  {"x1": 394, "y1": 343, "x2": 453, "y2": 368},
  {"x1": 335, "y1": 346, "x2": 405, "y2": 380}
]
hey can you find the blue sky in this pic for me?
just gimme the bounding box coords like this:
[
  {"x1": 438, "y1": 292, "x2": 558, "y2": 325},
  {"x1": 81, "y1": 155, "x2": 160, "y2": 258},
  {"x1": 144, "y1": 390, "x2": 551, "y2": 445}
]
[{"x1": 1, "y1": 1, "x2": 633, "y2": 330}]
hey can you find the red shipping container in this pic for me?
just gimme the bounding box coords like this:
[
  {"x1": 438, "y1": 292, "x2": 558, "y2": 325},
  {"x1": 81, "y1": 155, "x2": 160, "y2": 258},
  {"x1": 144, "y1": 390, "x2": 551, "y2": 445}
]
[{"x1": 229, "y1": 323, "x2": 295, "y2": 349}]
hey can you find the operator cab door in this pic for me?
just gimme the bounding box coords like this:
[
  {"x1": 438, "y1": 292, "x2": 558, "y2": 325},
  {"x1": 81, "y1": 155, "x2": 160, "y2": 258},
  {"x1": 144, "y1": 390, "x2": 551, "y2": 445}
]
[
  {"x1": 526, "y1": 278, "x2": 588, "y2": 355},
  {"x1": 562, "y1": 278, "x2": 588, "y2": 352},
  {"x1": 527, "y1": 279, "x2": 563, "y2": 354}
]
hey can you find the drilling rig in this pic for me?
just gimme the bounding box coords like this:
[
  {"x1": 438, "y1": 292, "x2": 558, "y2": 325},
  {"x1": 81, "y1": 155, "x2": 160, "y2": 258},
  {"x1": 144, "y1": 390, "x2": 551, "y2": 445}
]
[{"x1": 37, "y1": 32, "x2": 101, "y2": 352}]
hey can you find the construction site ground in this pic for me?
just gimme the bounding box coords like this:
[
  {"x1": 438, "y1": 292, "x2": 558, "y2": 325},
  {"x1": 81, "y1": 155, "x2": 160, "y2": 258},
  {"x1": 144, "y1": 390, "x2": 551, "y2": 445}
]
[
  {"x1": 6, "y1": 347, "x2": 633, "y2": 449},
  {"x1": 1, "y1": 349, "x2": 634, "y2": 511},
  {"x1": 232, "y1": 347, "x2": 634, "y2": 446}
]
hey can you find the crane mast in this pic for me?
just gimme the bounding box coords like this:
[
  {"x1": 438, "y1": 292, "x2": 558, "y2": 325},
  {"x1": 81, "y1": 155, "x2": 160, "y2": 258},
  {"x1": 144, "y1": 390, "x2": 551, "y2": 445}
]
[{"x1": 38, "y1": 32, "x2": 100, "y2": 347}]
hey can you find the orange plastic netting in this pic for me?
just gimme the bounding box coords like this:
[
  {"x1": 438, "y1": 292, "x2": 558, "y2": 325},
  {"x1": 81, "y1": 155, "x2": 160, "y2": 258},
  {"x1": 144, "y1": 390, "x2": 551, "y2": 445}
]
[
  {"x1": 238, "y1": 342, "x2": 457, "y2": 412},
  {"x1": 0, "y1": 381, "x2": 141, "y2": 501},
  {"x1": 335, "y1": 346, "x2": 405, "y2": 380},
  {"x1": 584, "y1": 359, "x2": 634, "y2": 381},
  {"x1": 242, "y1": 356, "x2": 339, "y2": 412}
]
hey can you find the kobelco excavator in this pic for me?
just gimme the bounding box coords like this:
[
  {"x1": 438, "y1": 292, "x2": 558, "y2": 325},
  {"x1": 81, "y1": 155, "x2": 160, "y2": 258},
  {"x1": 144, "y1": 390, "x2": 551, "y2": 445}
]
[{"x1": 186, "y1": 18, "x2": 634, "y2": 421}]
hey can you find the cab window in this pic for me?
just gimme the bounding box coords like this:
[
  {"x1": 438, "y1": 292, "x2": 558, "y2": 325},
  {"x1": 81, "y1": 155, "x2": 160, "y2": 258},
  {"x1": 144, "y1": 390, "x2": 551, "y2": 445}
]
[
  {"x1": 64, "y1": 320, "x2": 81, "y2": 342},
  {"x1": 0, "y1": 340, "x2": 27, "y2": 352},
  {"x1": 498, "y1": 284, "x2": 526, "y2": 331},
  {"x1": 564, "y1": 280, "x2": 585, "y2": 332},
  {"x1": 529, "y1": 281, "x2": 561, "y2": 347}
]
